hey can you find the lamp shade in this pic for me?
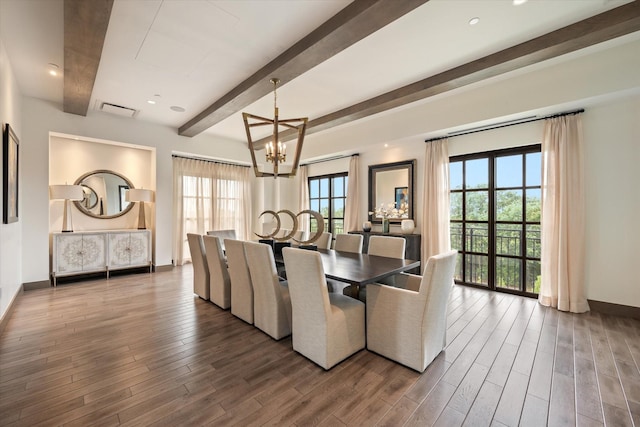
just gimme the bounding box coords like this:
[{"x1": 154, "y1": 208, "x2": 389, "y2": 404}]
[
  {"x1": 49, "y1": 185, "x2": 84, "y2": 201},
  {"x1": 125, "y1": 188, "x2": 154, "y2": 203}
]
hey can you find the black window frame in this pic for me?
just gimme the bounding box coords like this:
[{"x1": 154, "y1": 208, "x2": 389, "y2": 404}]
[
  {"x1": 308, "y1": 172, "x2": 348, "y2": 235},
  {"x1": 450, "y1": 144, "x2": 541, "y2": 297}
]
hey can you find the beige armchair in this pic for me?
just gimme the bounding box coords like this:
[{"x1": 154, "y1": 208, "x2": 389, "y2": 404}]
[
  {"x1": 282, "y1": 247, "x2": 365, "y2": 370},
  {"x1": 187, "y1": 233, "x2": 209, "y2": 300},
  {"x1": 224, "y1": 239, "x2": 254, "y2": 324},
  {"x1": 202, "y1": 235, "x2": 231, "y2": 309},
  {"x1": 366, "y1": 250, "x2": 457, "y2": 372},
  {"x1": 244, "y1": 241, "x2": 292, "y2": 340}
]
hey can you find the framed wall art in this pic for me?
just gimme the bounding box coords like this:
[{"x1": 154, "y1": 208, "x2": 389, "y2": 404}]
[
  {"x1": 3, "y1": 123, "x2": 19, "y2": 224},
  {"x1": 395, "y1": 186, "x2": 408, "y2": 213}
]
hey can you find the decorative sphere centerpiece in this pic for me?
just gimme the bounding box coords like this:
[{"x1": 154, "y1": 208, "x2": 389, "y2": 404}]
[{"x1": 401, "y1": 219, "x2": 415, "y2": 235}]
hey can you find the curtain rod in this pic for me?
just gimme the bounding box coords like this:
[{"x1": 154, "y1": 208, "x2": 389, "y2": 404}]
[
  {"x1": 171, "y1": 154, "x2": 250, "y2": 168},
  {"x1": 301, "y1": 153, "x2": 358, "y2": 166},
  {"x1": 424, "y1": 108, "x2": 584, "y2": 143}
]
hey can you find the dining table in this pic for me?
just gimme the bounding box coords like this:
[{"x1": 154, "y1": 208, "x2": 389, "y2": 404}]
[{"x1": 277, "y1": 247, "x2": 420, "y2": 298}]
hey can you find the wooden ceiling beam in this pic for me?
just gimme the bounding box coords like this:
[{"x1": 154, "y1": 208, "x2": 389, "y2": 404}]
[
  {"x1": 254, "y1": 0, "x2": 640, "y2": 146},
  {"x1": 178, "y1": 0, "x2": 431, "y2": 137},
  {"x1": 63, "y1": 0, "x2": 113, "y2": 116}
]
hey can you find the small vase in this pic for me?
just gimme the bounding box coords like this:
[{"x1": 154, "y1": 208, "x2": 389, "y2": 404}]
[
  {"x1": 362, "y1": 221, "x2": 372, "y2": 232},
  {"x1": 382, "y1": 218, "x2": 390, "y2": 234},
  {"x1": 401, "y1": 219, "x2": 415, "y2": 235}
]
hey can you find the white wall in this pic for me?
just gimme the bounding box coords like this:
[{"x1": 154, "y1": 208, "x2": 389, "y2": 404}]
[
  {"x1": 21, "y1": 97, "x2": 250, "y2": 283},
  {"x1": 447, "y1": 100, "x2": 640, "y2": 308},
  {"x1": 295, "y1": 146, "x2": 425, "y2": 234},
  {"x1": 583, "y1": 96, "x2": 640, "y2": 307},
  {"x1": 49, "y1": 135, "x2": 155, "y2": 232},
  {"x1": 0, "y1": 37, "x2": 23, "y2": 320},
  {"x1": 274, "y1": 95, "x2": 640, "y2": 308}
]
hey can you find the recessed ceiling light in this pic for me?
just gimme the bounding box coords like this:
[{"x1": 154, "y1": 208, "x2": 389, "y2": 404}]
[
  {"x1": 147, "y1": 100, "x2": 156, "y2": 105},
  {"x1": 513, "y1": 0, "x2": 528, "y2": 5},
  {"x1": 384, "y1": 144, "x2": 389, "y2": 148},
  {"x1": 48, "y1": 63, "x2": 60, "y2": 76},
  {"x1": 469, "y1": 17, "x2": 480, "y2": 26},
  {"x1": 170, "y1": 106, "x2": 186, "y2": 112}
]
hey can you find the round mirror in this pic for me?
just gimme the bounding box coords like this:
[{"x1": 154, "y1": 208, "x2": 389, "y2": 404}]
[{"x1": 73, "y1": 170, "x2": 135, "y2": 219}]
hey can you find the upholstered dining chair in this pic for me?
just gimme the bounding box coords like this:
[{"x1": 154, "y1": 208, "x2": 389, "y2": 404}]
[
  {"x1": 333, "y1": 233, "x2": 363, "y2": 253},
  {"x1": 224, "y1": 239, "x2": 254, "y2": 324},
  {"x1": 187, "y1": 233, "x2": 209, "y2": 300},
  {"x1": 202, "y1": 235, "x2": 231, "y2": 309},
  {"x1": 282, "y1": 247, "x2": 365, "y2": 370},
  {"x1": 274, "y1": 228, "x2": 289, "y2": 239},
  {"x1": 343, "y1": 235, "x2": 406, "y2": 299},
  {"x1": 370, "y1": 235, "x2": 407, "y2": 286},
  {"x1": 314, "y1": 231, "x2": 332, "y2": 250},
  {"x1": 368, "y1": 235, "x2": 406, "y2": 258},
  {"x1": 366, "y1": 250, "x2": 457, "y2": 372},
  {"x1": 290, "y1": 229, "x2": 306, "y2": 243},
  {"x1": 206, "y1": 229, "x2": 236, "y2": 251},
  {"x1": 244, "y1": 241, "x2": 292, "y2": 340},
  {"x1": 328, "y1": 233, "x2": 363, "y2": 293}
]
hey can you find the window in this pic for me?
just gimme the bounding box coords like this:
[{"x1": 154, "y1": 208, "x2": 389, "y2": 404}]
[
  {"x1": 181, "y1": 176, "x2": 247, "y2": 260},
  {"x1": 308, "y1": 173, "x2": 348, "y2": 234},
  {"x1": 183, "y1": 175, "x2": 212, "y2": 239},
  {"x1": 173, "y1": 156, "x2": 251, "y2": 265},
  {"x1": 450, "y1": 145, "x2": 541, "y2": 296}
]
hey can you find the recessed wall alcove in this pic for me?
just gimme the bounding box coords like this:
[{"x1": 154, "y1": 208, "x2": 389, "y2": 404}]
[{"x1": 48, "y1": 133, "x2": 156, "y2": 262}]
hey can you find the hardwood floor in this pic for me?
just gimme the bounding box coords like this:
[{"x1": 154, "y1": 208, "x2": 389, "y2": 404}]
[{"x1": 1, "y1": 266, "x2": 638, "y2": 426}]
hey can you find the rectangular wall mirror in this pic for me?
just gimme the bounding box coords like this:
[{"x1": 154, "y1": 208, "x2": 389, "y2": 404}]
[{"x1": 368, "y1": 159, "x2": 416, "y2": 223}]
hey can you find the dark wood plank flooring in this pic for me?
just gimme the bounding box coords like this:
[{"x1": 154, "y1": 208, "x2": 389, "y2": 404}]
[{"x1": 1, "y1": 266, "x2": 639, "y2": 426}]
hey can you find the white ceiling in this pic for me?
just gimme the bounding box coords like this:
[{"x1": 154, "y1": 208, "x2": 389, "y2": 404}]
[{"x1": 1, "y1": 0, "x2": 637, "y2": 149}]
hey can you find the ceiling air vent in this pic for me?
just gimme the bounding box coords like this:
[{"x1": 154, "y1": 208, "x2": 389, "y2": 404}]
[{"x1": 99, "y1": 101, "x2": 138, "y2": 118}]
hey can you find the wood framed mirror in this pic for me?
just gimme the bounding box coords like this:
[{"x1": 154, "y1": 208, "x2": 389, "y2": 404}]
[
  {"x1": 73, "y1": 170, "x2": 135, "y2": 219},
  {"x1": 368, "y1": 159, "x2": 416, "y2": 223}
]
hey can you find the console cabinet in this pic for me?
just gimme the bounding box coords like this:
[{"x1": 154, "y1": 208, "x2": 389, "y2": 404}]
[
  {"x1": 52, "y1": 230, "x2": 151, "y2": 286},
  {"x1": 349, "y1": 231, "x2": 421, "y2": 274}
]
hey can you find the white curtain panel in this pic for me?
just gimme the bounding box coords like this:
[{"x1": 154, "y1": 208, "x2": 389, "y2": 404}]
[
  {"x1": 539, "y1": 115, "x2": 589, "y2": 313},
  {"x1": 344, "y1": 155, "x2": 360, "y2": 232},
  {"x1": 422, "y1": 139, "x2": 451, "y2": 271},
  {"x1": 172, "y1": 157, "x2": 252, "y2": 265},
  {"x1": 298, "y1": 165, "x2": 310, "y2": 233}
]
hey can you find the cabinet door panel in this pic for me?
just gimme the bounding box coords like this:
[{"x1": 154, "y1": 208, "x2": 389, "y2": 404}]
[
  {"x1": 57, "y1": 234, "x2": 85, "y2": 273},
  {"x1": 82, "y1": 234, "x2": 107, "y2": 271},
  {"x1": 109, "y1": 233, "x2": 132, "y2": 267},
  {"x1": 128, "y1": 232, "x2": 150, "y2": 266}
]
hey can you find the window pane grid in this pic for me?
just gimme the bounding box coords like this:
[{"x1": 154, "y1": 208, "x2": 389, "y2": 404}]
[
  {"x1": 451, "y1": 145, "x2": 541, "y2": 296},
  {"x1": 308, "y1": 173, "x2": 348, "y2": 235}
]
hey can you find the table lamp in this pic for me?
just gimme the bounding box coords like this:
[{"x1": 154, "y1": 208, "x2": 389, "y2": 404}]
[
  {"x1": 49, "y1": 184, "x2": 84, "y2": 232},
  {"x1": 126, "y1": 188, "x2": 154, "y2": 229}
]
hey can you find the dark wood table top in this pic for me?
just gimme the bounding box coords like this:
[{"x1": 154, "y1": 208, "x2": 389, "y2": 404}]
[{"x1": 280, "y1": 249, "x2": 420, "y2": 287}]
